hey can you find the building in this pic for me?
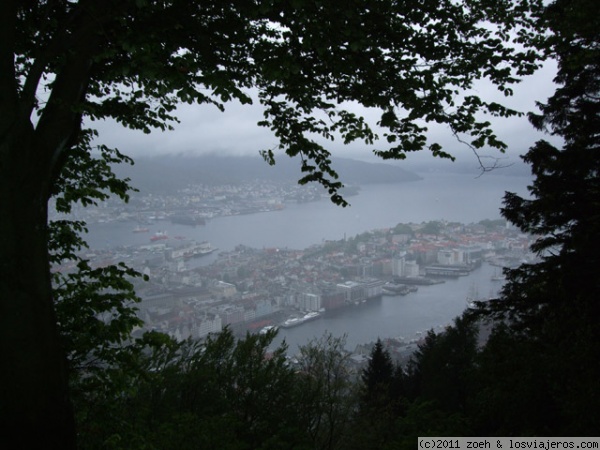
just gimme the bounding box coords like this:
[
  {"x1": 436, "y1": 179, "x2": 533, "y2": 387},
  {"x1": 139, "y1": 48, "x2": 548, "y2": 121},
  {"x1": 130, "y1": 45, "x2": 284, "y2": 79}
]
[
  {"x1": 297, "y1": 292, "x2": 322, "y2": 311},
  {"x1": 336, "y1": 279, "x2": 383, "y2": 304},
  {"x1": 213, "y1": 281, "x2": 237, "y2": 298}
]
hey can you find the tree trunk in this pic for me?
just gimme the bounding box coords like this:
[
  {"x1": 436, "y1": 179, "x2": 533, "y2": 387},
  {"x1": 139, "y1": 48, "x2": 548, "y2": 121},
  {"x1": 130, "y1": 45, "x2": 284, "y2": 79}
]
[{"x1": 0, "y1": 122, "x2": 76, "y2": 448}]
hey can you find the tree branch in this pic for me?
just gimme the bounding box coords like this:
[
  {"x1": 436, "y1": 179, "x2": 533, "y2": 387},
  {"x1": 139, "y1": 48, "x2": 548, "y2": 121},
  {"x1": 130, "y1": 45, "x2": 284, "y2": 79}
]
[
  {"x1": 0, "y1": 0, "x2": 18, "y2": 139},
  {"x1": 33, "y1": 1, "x2": 118, "y2": 199},
  {"x1": 451, "y1": 129, "x2": 514, "y2": 177}
]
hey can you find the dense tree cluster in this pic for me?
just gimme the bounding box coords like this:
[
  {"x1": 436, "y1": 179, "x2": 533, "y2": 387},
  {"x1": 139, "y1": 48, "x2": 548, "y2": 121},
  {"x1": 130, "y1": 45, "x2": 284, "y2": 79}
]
[{"x1": 482, "y1": 0, "x2": 600, "y2": 434}]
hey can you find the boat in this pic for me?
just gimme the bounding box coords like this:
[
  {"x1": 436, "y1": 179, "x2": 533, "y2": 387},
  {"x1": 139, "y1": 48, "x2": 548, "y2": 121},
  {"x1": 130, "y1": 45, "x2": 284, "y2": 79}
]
[
  {"x1": 183, "y1": 241, "x2": 217, "y2": 258},
  {"x1": 150, "y1": 231, "x2": 168, "y2": 241},
  {"x1": 466, "y1": 282, "x2": 491, "y2": 309},
  {"x1": 281, "y1": 317, "x2": 301, "y2": 328},
  {"x1": 393, "y1": 276, "x2": 444, "y2": 285},
  {"x1": 132, "y1": 225, "x2": 150, "y2": 233},
  {"x1": 382, "y1": 282, "x2": 411, "y2": 295},
  {"x1": 280, "y1": 311, "x2": 321, "y2": 329},
  {"x1": 197, "y1": 241, "x2": 216, "y2": 255}
]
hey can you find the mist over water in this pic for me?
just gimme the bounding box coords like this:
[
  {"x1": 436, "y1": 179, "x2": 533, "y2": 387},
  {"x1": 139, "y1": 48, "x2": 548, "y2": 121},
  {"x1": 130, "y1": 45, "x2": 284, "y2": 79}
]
[
  {"x1": 85, "y1": 172, "x2": 531, "y2": 352},
  {"x1": 87, "y1": 172, "x2": 531, "y2": 252}
]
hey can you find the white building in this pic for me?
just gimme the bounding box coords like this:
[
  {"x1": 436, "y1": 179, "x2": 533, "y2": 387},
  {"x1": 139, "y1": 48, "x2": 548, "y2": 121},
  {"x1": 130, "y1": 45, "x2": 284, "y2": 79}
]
[
  {"x1": 392, "y1": 252, "x2": 407, "y2": 276},
  {"x1": 404, "y1": 260, "x2": 420, "y2": 277},
  {"x1": 298, "y1": 292, "x2": 322, "y2": 311}
]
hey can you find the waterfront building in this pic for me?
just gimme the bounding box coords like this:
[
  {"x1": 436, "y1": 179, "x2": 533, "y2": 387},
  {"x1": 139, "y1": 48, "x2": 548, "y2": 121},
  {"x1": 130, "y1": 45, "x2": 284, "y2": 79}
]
[
  {"x1": 244, "y1": 309, "x2": 256, "y2": 323},
  {"x1": 392, "y1": 254, "x2": 406, "y2": 276},
  {"x1": 321, "y1": 290, "x2": 345, "y2": 310},
  {"x1": 255, "y1": 299, "x2": 274, "y2": 317},
  {"x1": 404, "y1": 260, "x2": 420, "y2": 277},
  {"x1": 297, "y1": 292, "x2": 322, "y2": 312},
  {"x1": 337, "y1": 280, "x2": 365, "y2": 304},
  {"x1": 458, "y1": 245, "x2": 484, "y2": 265},
  {"x1": 217, "y1": 305, "x2": 245, "y2": 326},
  {"x1": 360, "y1": 278, "x2": 385, "y2": 299},
  {"x1": 438, "y1": 249, "x2": 461, "y2": 265}
]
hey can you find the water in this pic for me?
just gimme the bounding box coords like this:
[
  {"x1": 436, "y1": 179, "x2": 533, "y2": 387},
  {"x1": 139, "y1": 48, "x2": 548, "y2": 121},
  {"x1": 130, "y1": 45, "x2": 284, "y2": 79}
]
[
  {"x1": 272, "y1": 262, "x2": 502, "y2": 353},
  {"x1": 87, "y1": 172, "x2": 530, "y2": 253},
  {"x1": 83, "y1": 172, "x2": 529, "y2": 351}
]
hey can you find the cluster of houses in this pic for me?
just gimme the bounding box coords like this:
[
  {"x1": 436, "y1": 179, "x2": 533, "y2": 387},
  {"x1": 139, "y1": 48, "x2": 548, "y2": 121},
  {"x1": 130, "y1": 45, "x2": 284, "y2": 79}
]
[{"x1": 115, "y1": 220, "x2": 534, "y2": 342}]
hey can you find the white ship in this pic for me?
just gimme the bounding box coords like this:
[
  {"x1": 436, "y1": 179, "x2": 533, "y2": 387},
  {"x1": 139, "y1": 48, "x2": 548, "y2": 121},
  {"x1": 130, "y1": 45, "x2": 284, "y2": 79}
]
[{"x1": 280, "y1": 311, "x2": 321, "y2": 329}]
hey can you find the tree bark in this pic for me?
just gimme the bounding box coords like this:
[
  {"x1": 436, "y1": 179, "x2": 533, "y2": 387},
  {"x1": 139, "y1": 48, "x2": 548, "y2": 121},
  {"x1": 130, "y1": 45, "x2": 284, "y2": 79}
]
[
  {"x1": 0, "y1": 122, "x2": 76, "y2": 448},
  {"x1": 0, "y1": 3, "x2": 113, "y2": 446}
]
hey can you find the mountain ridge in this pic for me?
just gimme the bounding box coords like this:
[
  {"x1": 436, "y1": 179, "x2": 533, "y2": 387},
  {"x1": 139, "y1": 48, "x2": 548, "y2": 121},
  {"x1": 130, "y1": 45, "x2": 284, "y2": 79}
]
[{"x1": 112, "y1": 153, "x2": 423, "y2": 193}]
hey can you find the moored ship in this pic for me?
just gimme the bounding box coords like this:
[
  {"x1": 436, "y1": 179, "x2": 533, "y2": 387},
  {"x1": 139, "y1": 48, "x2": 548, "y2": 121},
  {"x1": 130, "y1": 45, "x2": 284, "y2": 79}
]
[
  {"x1": 132, "y1": 225, "x2": 150, "y2": 233},
  {"x1": 150, "y1": 231, "x2": 168, "y2": 241},
  {"x1": 382, "y1": 283, "x2": 411, "y2": 296},
  {"x1": 183, "y1": 241, "x2": 217, "y2": 258},
  {"x1": 280, "y1": 311, "x2": 321, "y2": 329}
]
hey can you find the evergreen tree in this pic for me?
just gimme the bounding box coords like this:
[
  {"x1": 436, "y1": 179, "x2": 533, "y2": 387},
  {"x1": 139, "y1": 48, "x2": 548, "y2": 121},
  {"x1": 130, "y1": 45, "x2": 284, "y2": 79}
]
[
  {"x1": 351, "y1": 339, "x2": 402, "y2": 450},
  {"x1": 497, "y1": 0, "x2": 600, "y2": 328},
  {"x1": 482, "y1": 0, "x2": 600, "y2": 433},
  {"x1": 360, "y1": 338, "x2": 395, "y2": 405},
  {"x1": 470, "y1": 323, "x2": 561, "y2": 436},
  {"x1": 407, "y1": 316, "x2": 478, "y2": 413}
]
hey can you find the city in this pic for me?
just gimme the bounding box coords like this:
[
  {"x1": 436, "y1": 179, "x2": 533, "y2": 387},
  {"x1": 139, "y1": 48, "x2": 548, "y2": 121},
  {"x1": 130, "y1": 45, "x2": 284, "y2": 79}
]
[{"x1": 52, "y1": 184, "x2": 536, "y2": 362}]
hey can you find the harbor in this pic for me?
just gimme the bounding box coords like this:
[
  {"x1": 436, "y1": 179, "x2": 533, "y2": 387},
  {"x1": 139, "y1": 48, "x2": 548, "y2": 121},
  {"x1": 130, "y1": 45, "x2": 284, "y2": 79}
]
[
  {"x1": 76, "y1": 176, "x2": 534, "y2": 353},
  {"x1": 271, "y1": 261, "x2": 505, "y2": 354}
]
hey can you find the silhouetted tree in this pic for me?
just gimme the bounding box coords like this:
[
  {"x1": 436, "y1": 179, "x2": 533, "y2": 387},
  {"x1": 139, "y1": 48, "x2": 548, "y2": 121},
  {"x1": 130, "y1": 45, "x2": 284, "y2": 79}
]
[
  {"x1": 351, "y1": 339, "x2": 404, "y2": 450},
  {"x1": 482, "y1": 0, "x2": 600, "y2": 434},
  {"x1": 360, "y1": 339, "x2": 395, "y2": 403},
  {"x1": 470, "y1": 323, "x2": 561, "y2": 436},
  {"x1": 76, "y1": 328, "x2": 307, "y2": 449},
  {"x1": 406, "y1": 315, "x2": 478, "y2": 413},
  {"x1": 497, "y1": 0, "x2": 600, "y2": 332}
]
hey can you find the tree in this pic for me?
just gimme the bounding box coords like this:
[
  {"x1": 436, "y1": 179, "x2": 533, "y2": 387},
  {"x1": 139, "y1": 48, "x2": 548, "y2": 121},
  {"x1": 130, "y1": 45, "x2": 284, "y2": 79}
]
[
  {"x1": 484, "y1": 0, "x2": 600, "y2": 433},
  {"x1": 419, "y1": 221, "x2": 443, "y2": 236},
  {"x1": 2, "y1": 0, "x2": 545, "y2": 446},
  {"x1": 360, "y1": 338, "x2": 395, "y2": 408},
  {"x1": 63, "y1": 326, "x2": 305, "y2": 449},
  {"x1": 295, "y1": 333, "x2": 355, "y2": 450},
  {"x1": 498, "y1": 0, "x2": 600, "y2": 326},
  {"x1": 470, "y1": 323, "x2": 561, "y2": 435},
  {"x1": 382, "y1": 316, "x2": 479, "y2": 440},
  {"x1": 352, "y1": 339, "x2": 403, "y2": 450},
  {"x1": 392, "y1": 223, "x2": 414, "y2": 237},
  {"x1": 45, "y1": 124, "x2": 150, "y2": 448},
  {"x1": 406, "y1": 315, "x2": 478, "y2": 413}
]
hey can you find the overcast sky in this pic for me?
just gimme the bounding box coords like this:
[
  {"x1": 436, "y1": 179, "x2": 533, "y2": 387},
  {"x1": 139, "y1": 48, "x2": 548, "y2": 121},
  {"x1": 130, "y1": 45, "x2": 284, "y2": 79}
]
[{"x1": 91, "y1": 59, "x2": 559, "y2": 174}]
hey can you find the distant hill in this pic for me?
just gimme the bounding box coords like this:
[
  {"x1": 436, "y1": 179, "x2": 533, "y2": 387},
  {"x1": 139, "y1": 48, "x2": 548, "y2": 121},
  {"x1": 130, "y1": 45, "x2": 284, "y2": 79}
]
[{"x1": 112, "y1": 154, "x2": 422, "y2": 193}]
